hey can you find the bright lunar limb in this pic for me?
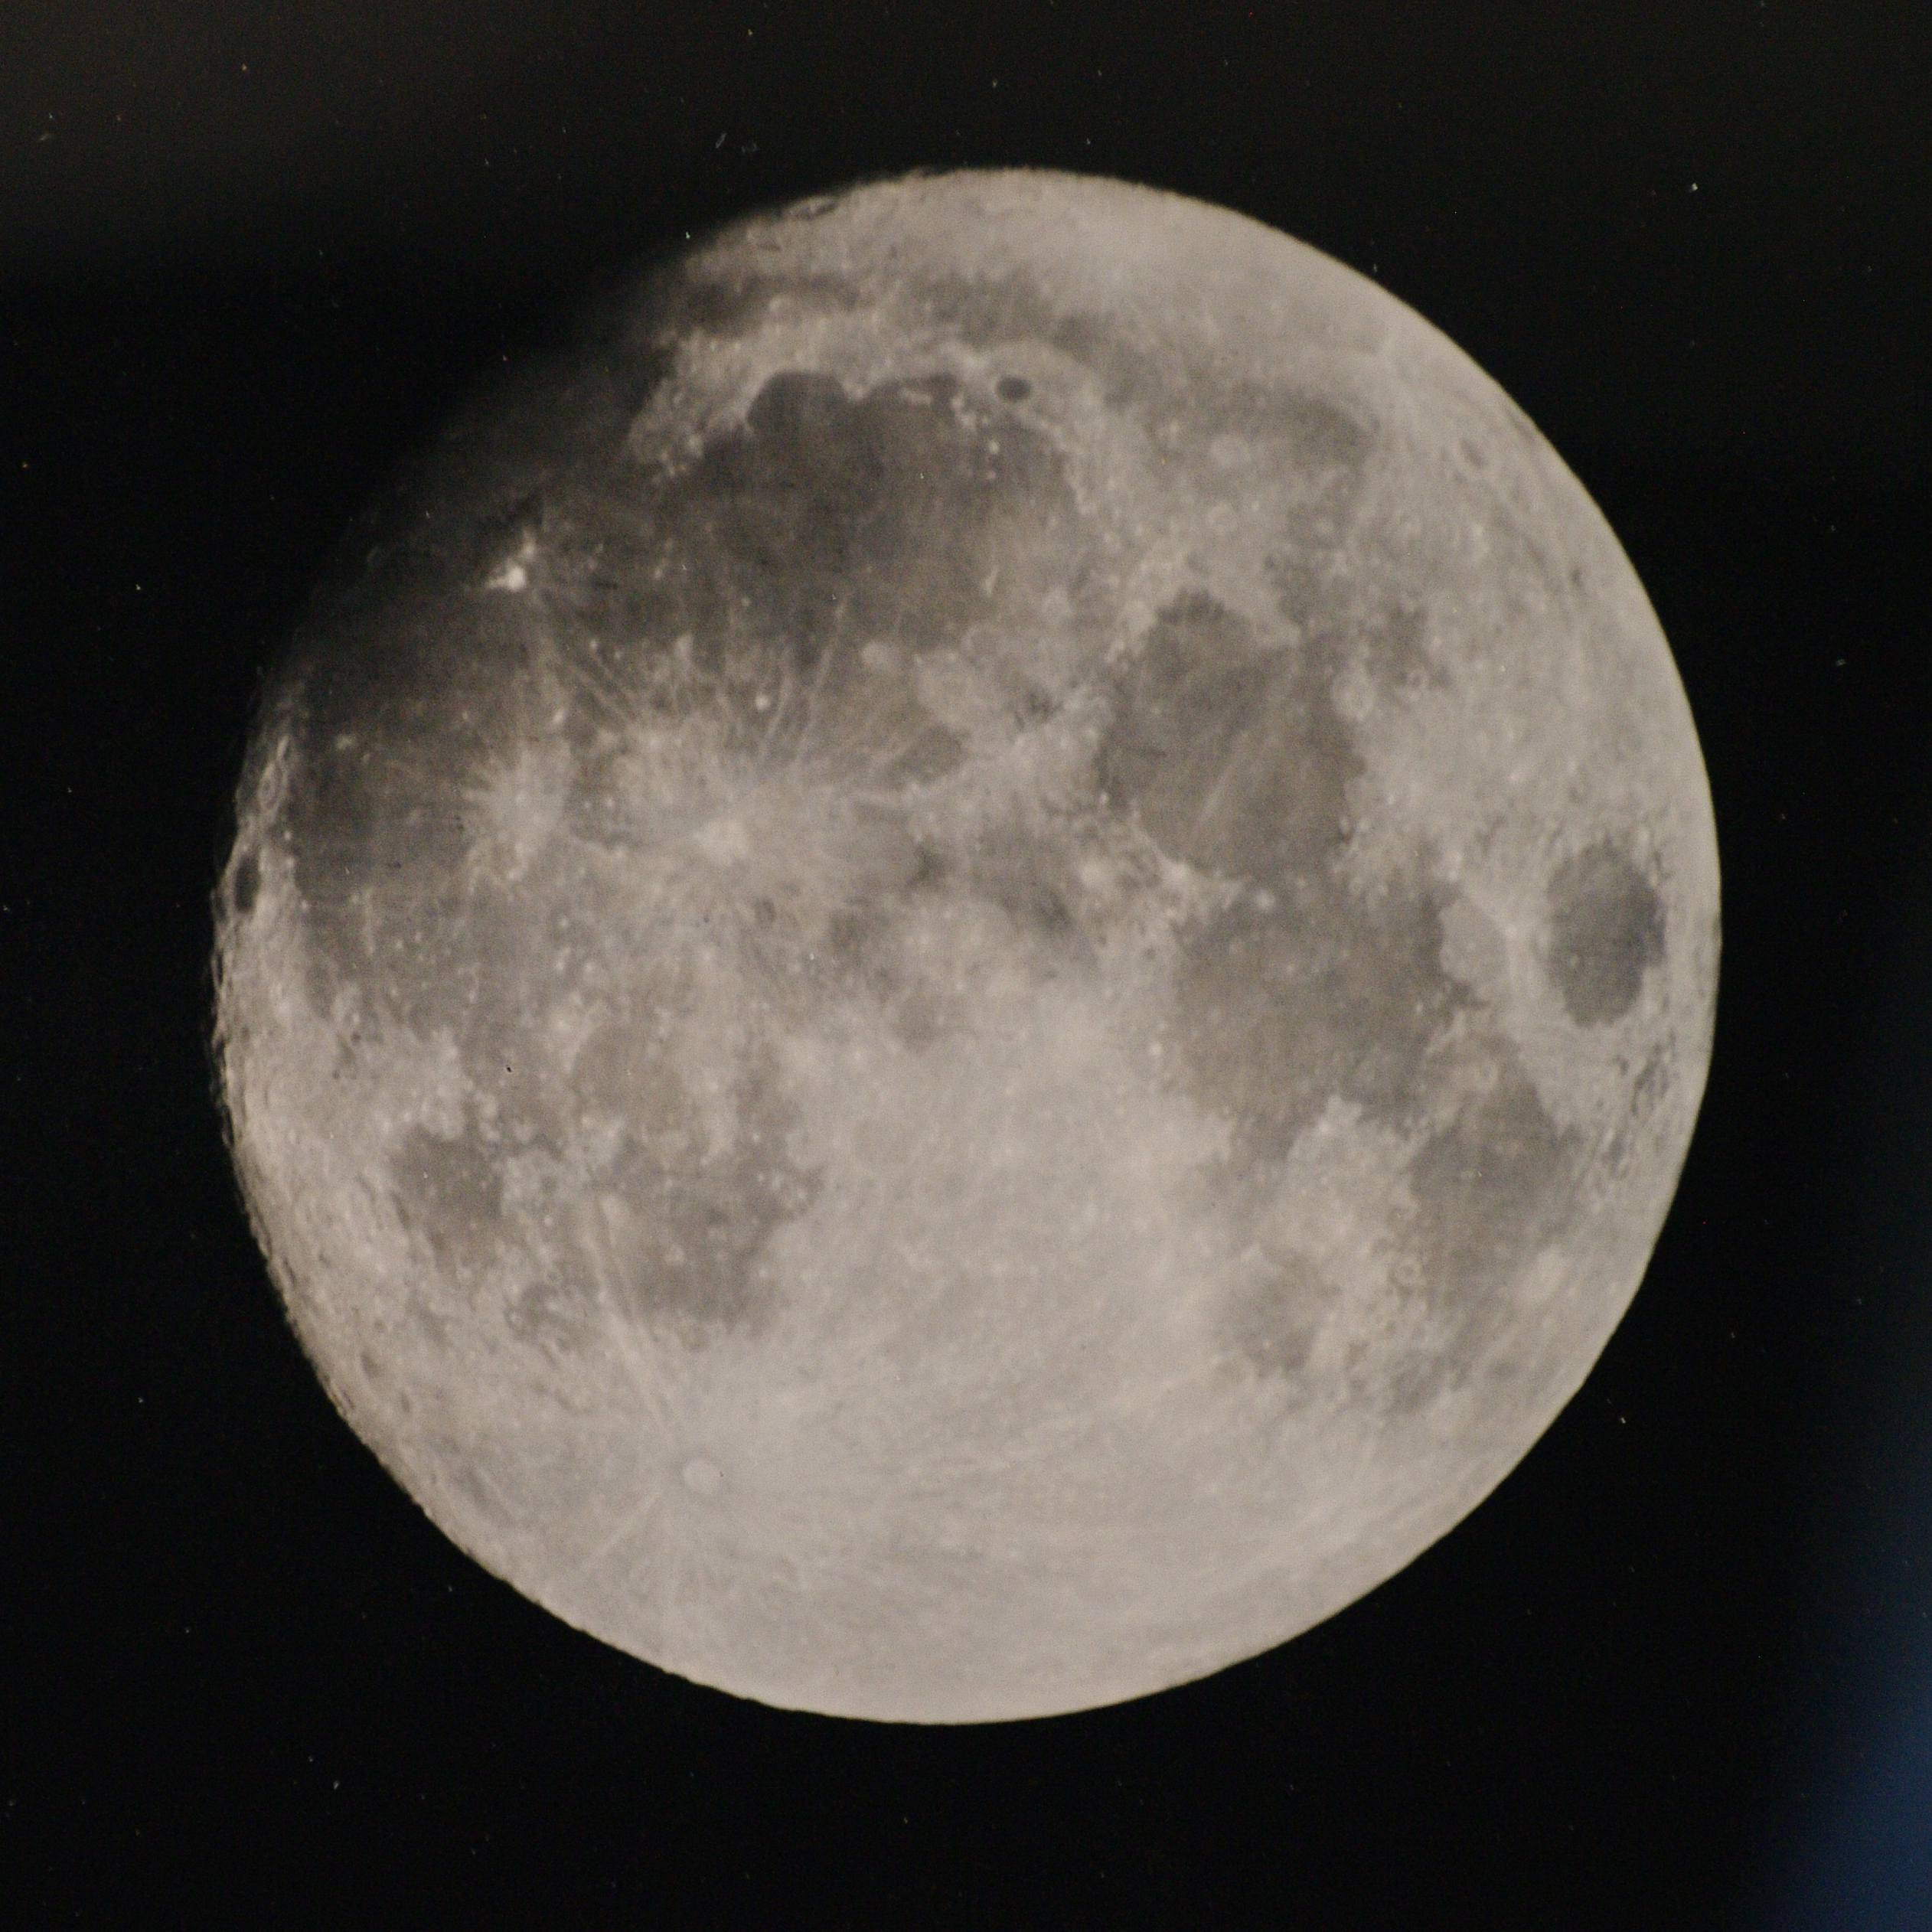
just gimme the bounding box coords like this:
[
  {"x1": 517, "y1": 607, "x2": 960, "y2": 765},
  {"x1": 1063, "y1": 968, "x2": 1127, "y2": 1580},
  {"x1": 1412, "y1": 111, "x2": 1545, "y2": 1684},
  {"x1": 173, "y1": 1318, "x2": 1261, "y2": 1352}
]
[{"x1": 211, "y1": 170, "x2": 1719, "y2": 1722}]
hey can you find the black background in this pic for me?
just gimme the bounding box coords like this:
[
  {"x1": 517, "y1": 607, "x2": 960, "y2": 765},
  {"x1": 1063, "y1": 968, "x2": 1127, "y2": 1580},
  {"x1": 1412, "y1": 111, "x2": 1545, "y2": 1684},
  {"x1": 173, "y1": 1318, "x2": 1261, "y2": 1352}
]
[{"x1": 6, "y1": 5, "x2": 1930, "y2": 1925}]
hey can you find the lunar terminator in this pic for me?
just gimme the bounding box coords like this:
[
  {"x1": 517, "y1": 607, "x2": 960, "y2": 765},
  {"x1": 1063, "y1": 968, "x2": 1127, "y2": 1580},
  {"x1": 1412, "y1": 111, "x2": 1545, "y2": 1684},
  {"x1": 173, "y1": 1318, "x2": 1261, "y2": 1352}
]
[{"x1": 212, "y1": 169, "x2": 1718, "y2": 1722}]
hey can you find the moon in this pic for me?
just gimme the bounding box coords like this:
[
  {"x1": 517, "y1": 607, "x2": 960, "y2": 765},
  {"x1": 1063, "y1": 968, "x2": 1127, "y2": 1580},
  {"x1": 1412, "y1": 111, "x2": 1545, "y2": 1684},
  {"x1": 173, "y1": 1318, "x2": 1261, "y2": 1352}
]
[{"x1": 211, "y1": 169, "x2": 1719, "y2": 1722}]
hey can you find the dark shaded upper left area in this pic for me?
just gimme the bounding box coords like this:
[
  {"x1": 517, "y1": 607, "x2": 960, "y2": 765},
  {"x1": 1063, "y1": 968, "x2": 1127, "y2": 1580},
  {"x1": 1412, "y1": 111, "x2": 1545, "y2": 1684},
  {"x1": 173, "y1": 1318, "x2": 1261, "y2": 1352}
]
[{"x1": 646, "y1": 367, "x2": 1079, "y2": 677}]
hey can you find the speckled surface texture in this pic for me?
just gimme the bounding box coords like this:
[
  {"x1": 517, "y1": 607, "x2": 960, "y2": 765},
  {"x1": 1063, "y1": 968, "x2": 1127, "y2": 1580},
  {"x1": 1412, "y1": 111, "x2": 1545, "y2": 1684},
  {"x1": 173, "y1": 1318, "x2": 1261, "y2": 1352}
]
[{"x1": 211, "y1": 170, "x2": 1718, "y2": 1721}]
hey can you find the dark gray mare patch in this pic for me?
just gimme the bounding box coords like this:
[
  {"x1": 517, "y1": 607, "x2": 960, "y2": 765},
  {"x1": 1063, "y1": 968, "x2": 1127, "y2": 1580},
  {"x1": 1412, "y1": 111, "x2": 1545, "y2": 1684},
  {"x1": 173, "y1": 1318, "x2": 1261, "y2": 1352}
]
[
  {"x1": 1101, "y1": 590, "x2": 1464, "y2": 1162},
  {"x1": 390, "y1": 1120, "x2": 507, "y2": 1284},
  {"x1": 1545, "y1": 839, "x2": 1666, "y2": 1025},
  {"x1": 1101, "y1": 588, "x2": 1582, "y2": 1405}
]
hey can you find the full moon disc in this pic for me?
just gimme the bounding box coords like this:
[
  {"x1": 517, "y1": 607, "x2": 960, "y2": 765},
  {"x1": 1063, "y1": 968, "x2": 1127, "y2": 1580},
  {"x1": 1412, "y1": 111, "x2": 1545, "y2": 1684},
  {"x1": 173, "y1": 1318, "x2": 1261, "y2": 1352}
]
[{"x1": 212, "y1": 169, "x2": 1719, "y2": 1722}]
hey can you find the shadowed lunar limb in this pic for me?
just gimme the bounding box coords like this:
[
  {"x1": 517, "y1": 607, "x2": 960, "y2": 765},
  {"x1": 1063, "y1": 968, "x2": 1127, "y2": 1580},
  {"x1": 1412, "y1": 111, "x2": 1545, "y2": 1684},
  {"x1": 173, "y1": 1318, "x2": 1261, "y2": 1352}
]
[{"x1": 212, "y1": 168, "x2": 1719, "y2": 1723}]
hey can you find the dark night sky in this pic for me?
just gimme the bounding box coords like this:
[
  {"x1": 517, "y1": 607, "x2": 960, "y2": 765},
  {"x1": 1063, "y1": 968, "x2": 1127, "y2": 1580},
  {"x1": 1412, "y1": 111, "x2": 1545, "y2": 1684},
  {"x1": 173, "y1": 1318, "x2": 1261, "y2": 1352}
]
[{"x1": 5, "y1": 5, "x2": 1930, "y2": 1926}]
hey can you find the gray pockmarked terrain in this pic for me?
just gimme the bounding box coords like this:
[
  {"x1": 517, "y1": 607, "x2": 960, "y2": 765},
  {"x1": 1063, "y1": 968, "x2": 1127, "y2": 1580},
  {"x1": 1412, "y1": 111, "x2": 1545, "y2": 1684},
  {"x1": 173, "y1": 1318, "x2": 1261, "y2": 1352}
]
[{"x1": 212, "y1": 170, "x2": 1719, "y2": 1722}]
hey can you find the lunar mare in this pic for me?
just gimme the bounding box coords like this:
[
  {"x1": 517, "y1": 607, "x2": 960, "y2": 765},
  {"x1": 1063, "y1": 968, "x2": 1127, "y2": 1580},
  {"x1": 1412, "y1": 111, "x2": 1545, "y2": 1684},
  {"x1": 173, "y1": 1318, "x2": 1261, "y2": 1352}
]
[{"x1": 211, "y1": 169, "x2": 1719, "y2": 1722}]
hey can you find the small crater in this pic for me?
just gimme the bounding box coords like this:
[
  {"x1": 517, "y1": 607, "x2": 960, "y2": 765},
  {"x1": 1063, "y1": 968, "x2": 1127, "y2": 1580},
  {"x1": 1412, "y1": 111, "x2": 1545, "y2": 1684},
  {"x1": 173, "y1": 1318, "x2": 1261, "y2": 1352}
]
[
  {"x1": 230, "y1": 849, "x2": 259, "y2": 918},
  {"x1": 1545, "y1": 840, "x2": 1667, "y2": 1026},
  {"x1": 995, "y1": 375, "x2": 1032, "y2": 403}
]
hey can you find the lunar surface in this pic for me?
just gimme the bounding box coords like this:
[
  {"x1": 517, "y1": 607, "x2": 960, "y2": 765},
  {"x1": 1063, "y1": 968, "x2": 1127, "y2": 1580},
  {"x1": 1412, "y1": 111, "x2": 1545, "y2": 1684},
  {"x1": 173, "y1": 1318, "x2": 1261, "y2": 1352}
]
[{"x1": 211, "y1": 169, "x2": 1719, "y2": 1722}]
